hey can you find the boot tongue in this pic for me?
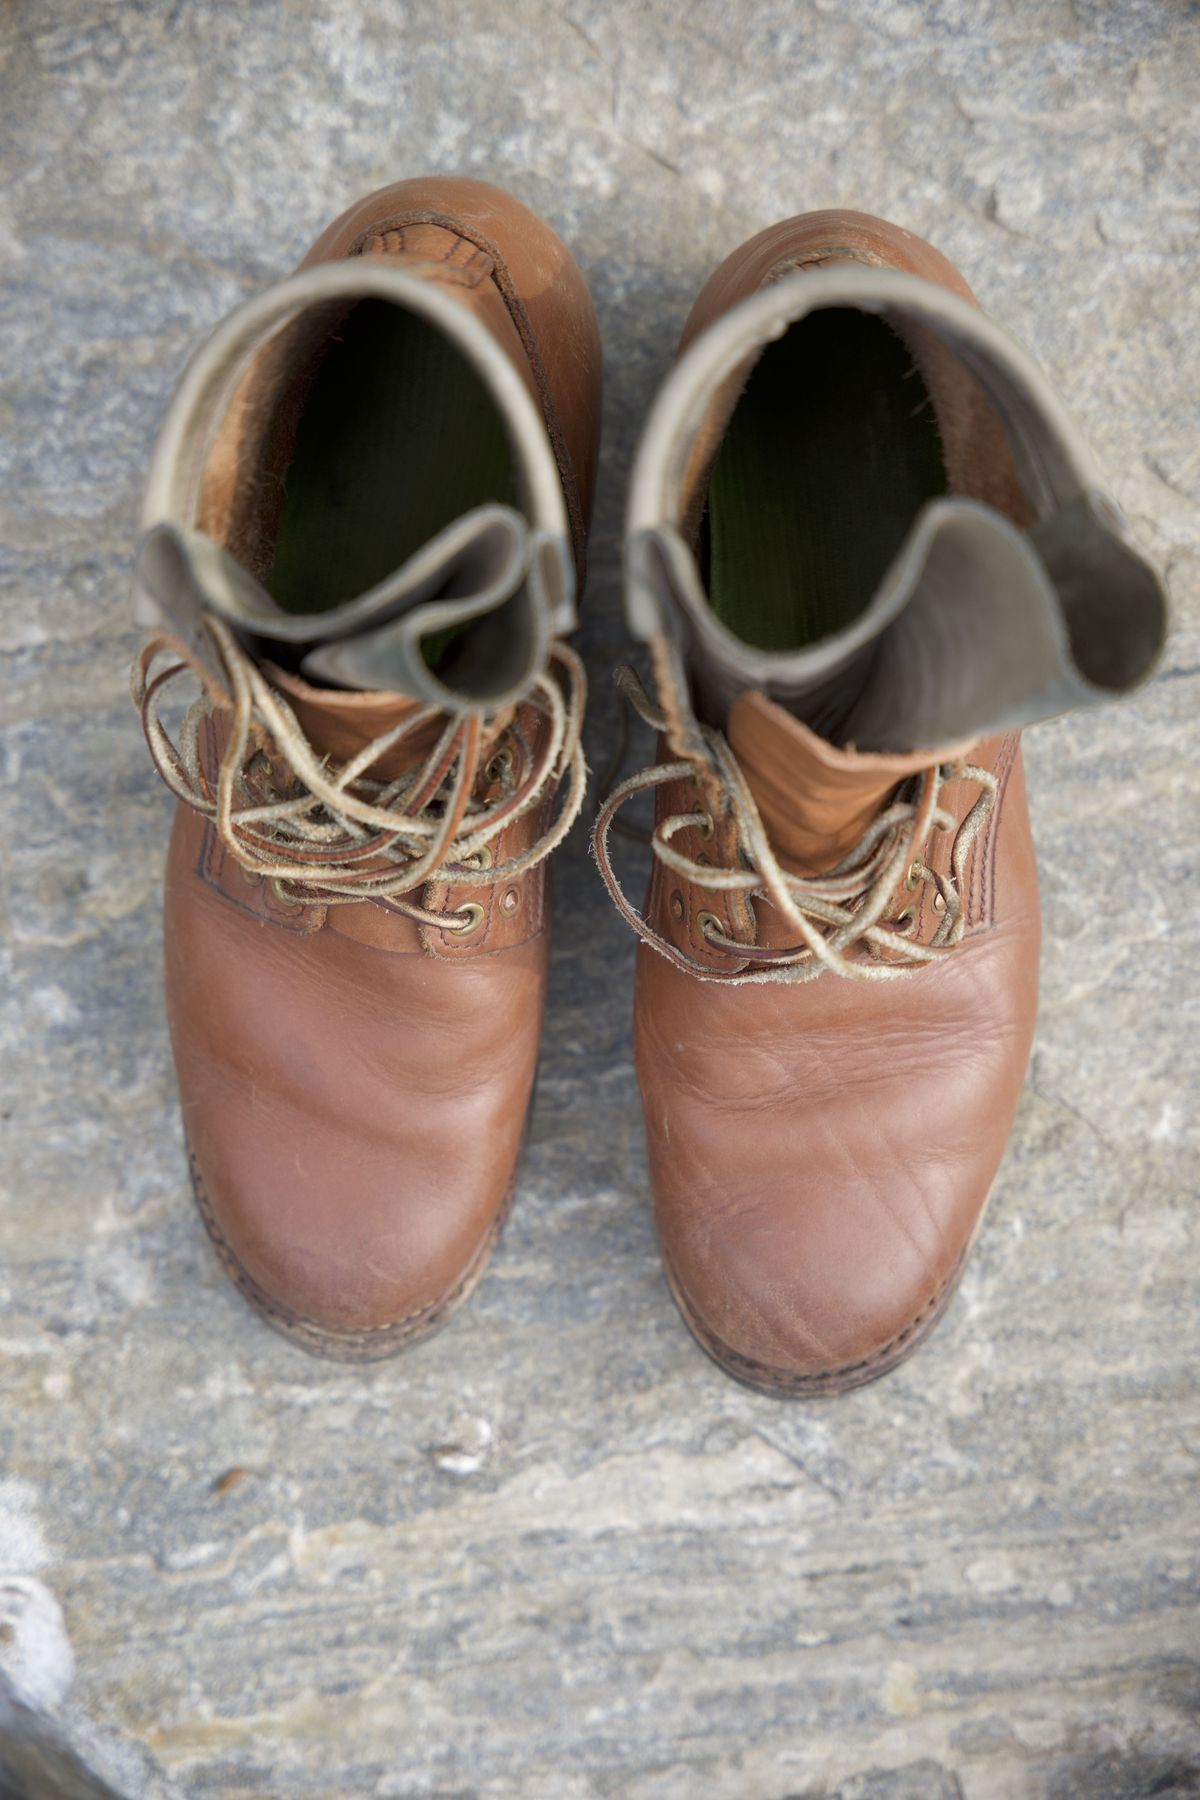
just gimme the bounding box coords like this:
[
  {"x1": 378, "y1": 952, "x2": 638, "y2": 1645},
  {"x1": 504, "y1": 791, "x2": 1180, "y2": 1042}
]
[
  {"x1": 135, "y1": 502, "x2": 554, "y2": 717},
  {"x1": 726, "y1": 690, "x2": 951, "y2": 875}
]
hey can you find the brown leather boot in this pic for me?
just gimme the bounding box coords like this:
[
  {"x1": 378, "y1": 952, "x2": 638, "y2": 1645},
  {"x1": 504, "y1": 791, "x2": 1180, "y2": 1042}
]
[
  {"x1": 597, "y1": 210, "x2": 1165, "y2": 1395},
  {"x1": 133, "y1": 178, "x2": 600, "y2": 1358}
]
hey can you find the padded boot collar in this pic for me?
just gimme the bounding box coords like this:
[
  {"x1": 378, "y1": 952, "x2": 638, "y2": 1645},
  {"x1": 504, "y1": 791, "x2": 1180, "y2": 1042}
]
[
  {"x1": 626, "y1": 263, "x2": 1166, "y2": 756},
  {"x1": 134, "y1": 257, "x2": 575, "y2": 715}
]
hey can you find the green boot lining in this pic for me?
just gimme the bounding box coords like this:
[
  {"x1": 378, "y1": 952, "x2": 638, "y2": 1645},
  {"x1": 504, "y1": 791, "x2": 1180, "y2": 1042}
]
[
  {"x1": 704, "y1": 308, "x2": 947, "y2": 652},
  {"x1": 268, "y1": 298, "x2": 519, "y2": 620}
]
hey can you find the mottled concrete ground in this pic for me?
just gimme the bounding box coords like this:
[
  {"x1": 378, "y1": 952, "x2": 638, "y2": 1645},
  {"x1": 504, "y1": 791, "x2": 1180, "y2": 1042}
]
[{"x1": 1, "y1": 3, "x2": 1198, "y2": 1797}]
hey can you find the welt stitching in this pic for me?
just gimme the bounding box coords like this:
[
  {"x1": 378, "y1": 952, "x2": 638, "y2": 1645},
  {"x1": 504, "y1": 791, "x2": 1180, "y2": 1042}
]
[
  {"x1": 669, "y1": 1246, "x2": 960, "y2": 1392},
  {"x1": 189, "y1": 1147, "x2": 512, "y2": 1343}
]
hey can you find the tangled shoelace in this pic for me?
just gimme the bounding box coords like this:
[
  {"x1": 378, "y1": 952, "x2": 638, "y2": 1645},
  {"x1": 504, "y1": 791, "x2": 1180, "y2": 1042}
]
[
  {"x1": 132, "y1": 613, "x2": 587, "y2": 932},
  {"x1": 593, "y1": 667, "x2": 996, "y2": 985}
]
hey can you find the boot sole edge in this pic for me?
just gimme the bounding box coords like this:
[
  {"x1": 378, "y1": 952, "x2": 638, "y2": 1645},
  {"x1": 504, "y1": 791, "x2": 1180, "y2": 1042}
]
[
  {"x1": 660, "y1": 1185, "x2": 997, "y2": 1398},
  {"x1": 186, "y1": 1144, "x2": 516, "y2": 1364}
]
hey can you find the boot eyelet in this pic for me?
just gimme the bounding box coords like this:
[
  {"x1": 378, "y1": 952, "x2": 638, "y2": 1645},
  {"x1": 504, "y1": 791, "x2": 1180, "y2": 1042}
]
[
  {"x1": 474, "y1": 845, "x2": 494, "y2": 870},
  {"x1": 486, "y1": 745, "x2": 515, "y2": 783},
  {"x1": 695, "y1": 910, "x2": 722, "y2": 943},
  {"x1": 893, "y1": 906, "x2": 917, "y2": 935},
  {"x1": 669, "y1": 889, "x2": 685, "y2": 923},
  {"x1": 695, "y1": 809, "x2": 714, "y2": 840},
  {"x1": 499, "y1": 886, "x2": 521, "y2": 916},
  {"x1": 932, "y1": 892, "x2": 947, "y2": 914},
  {"x1": 906, "y1": 859, "x2": 922, "y2": 891},
  {"x1": 450, "y1": 901, "x2": 485, "y2": 937}
]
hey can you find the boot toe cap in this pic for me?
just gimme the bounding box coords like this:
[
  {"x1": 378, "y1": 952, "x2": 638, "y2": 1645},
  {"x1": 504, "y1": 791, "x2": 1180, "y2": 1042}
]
[
  {"x1": 660, "y1": 1181, "x2": 972, "y2": 1395},
  {"x1": 186, "y1": 1113, "x2": 515, "y2": 1358}
]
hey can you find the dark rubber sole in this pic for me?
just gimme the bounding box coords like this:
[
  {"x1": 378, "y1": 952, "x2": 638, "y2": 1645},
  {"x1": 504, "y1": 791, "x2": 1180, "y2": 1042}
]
[{"x1": 187, "y1": 1146, "x2": 515, "y2": 1364}]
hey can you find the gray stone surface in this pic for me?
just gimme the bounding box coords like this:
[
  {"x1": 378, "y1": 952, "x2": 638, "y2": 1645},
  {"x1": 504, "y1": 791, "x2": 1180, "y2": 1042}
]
[{"x1": 1, "y1": 2, "x2": 1197, "y2": 1797}]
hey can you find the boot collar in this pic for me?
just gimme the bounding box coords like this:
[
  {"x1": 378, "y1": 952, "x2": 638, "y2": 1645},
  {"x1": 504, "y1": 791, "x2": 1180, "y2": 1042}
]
[
  {"x1": 133, "y1": 256, "x2": 575, "y2": 720},
  {"x1": 626, "y1": 262, "x2": 1165, "y2": 765}
]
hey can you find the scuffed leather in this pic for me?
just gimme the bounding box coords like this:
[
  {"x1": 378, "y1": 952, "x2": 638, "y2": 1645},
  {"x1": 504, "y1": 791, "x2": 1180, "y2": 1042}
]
[
  {"x1": 162, "y1": 179, "x2": 600, "y2": 1342},
  {"x1": 638, "y1": 736, "x2": 1039, "y2": 1382},
  {"x1": 168, "y1": 805, "x2": 548, "y2": 1330},
  {"x1": 637, "y1": 211, "x2": 1045, "y2": 1387}
]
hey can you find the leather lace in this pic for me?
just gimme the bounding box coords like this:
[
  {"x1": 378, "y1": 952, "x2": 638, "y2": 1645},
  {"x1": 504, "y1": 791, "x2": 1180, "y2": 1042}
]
[
  {"x1": 593, "y1": 667, "x2": 996, "y2": 985},
  {"x1": 132, "y1": 615, "x2": 587, "y2": 931}
]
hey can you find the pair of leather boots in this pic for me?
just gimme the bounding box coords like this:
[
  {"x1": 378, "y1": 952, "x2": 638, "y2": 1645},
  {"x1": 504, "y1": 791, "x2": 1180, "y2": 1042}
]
[{"x1": 134, "y1": 177, "x2": 1165, "y2": 1395}]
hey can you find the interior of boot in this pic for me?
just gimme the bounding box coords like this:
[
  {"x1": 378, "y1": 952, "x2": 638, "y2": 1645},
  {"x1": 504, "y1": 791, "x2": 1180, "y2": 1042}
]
[
  {"x1": 703, "y1": 308, "x2": 948, "y2": 650},
  {"x1": 267, "y1": 298, "x2": 519, "y2": 617}
]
